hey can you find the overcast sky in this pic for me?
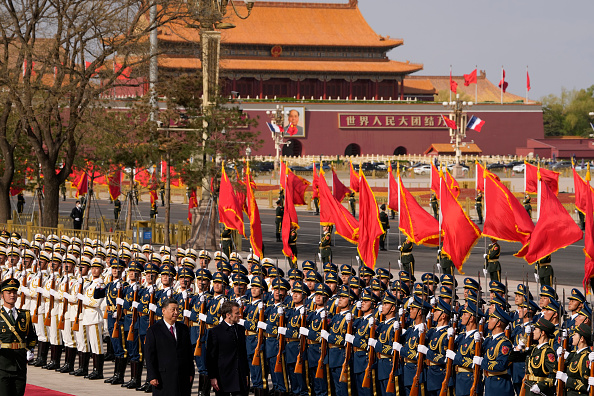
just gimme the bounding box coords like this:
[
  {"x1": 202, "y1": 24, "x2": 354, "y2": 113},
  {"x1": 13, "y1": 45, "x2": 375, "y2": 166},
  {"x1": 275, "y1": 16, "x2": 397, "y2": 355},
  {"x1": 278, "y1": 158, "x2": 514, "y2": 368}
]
[{"x1": 264, "y1": 0, "x2": 594, "y2": 100}]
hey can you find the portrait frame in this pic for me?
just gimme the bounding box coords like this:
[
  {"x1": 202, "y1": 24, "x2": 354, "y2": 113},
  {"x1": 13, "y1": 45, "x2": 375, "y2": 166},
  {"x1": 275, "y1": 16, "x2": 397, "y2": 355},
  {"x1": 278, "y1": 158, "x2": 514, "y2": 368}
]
[{"x1": 283, "y1": 106, "x2": 306, "y2": 138}]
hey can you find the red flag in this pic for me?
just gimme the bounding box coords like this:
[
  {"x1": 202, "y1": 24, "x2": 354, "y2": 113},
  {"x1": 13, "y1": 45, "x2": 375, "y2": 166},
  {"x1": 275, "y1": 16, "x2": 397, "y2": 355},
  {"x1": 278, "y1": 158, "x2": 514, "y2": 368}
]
[
  {"x1": 218, "y1": 165, "x2": 245, "y2": 236},
  {"x1": 318, "y1": 171, "x2": 359, "y2": 244},
  {"x1": 475, "y1": 162, "x2": 485, "y2": 192},
  {"x1": 516, "y1": 172, "x2": 582, "y2": 263},
  {"x1": 115, "y1": 63, "x2": 131, "y2": 80},
  {"x1": 280, "y1": 161, "x2": 287, "y2": 190},
  {"x1": 441, "y1": 115, "x2": 457, "y2": 130},
  {"x1": 527, "y1": 70, "x2": 531, "y2": 92},
  {"x1": 449, "y1": 69, "x2": 458, "y2": 94},
  {"x1": 398, "y1": 170, "x2": 440, "y2": 246},
  {"x1": 440, "y1": 170, "x2": 481, "y2": 273},
  {"x1": 9, "y1": 186, "x2": 23, "y2": 197},
  {"x1": 282, "y1": 175, "x2": 299, "y2": 264},
  {"x1": 73, "y1": 171, "x2": 88, "y2": 198},
  {"x1": 349, "y1": 162, "x2": 360, "y2": 193},
  {"x1": 387, "y1": 164, "x2": 398, "y2": 212},
  {"x1": 286, "y1": 169, "x2": 310, "y2": 206},
  {"x1": 499, "y1": 69, "x2": 508, "y2": 93},
  {"x1": 235, "y1": 170, "x2": 248, "y2": 214},
  {"x1": 246, "y1": 165, "x2": 264, "y2": 259},
  {"x1": 574, "y1": 166, "x2": 591, "y2": 214},
  {"x1": 445, "y1": 169, "x2": 460, "y2": 199},
  {"x1": 332, "y1": 169, "x2": 351, "y2": 202},
  {"x1": 149, "y1": 190, "x2": 158, "y2": 205},
  {"x1": 524, "y1": 163, "x2": 559, "y2": 196},
  {"x1": 108, "y1": 169, "x2": 122, "y2": 200},
  {"x1": 312, "y1": 163, "x2": 319, "y2": 200},
  {"x1": 583, "y1": 179, "x2": 594, "y2": 291},
  {"x1": 357, "y1": 173, "x2": 384, "y2": 269},
  {"x1": 483, "y1": 173, "x2": 534, "y2": 245},
  {"x1": 188, "y1": 189, "x2": 198, "y2": 224},
  {"x1": 430, "y1": 163, "x2": 441, "y2": 197},
  {"x1": 464, "y1": 69, "x2": 477, "y2": 86}
]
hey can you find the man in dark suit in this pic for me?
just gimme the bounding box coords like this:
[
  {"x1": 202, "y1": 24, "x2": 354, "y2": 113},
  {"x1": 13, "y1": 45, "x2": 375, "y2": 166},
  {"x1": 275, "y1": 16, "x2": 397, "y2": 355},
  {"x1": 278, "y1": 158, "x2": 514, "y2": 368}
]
[
  {"x1": 70, "y1": 200, "x2": 83, "y2": 230},
  {"x1": 207, "y1": 300, "x2": 249, "y2": 396},
  {"x1": 145, "y1": 297, "x2": 195, "y2": 395}
]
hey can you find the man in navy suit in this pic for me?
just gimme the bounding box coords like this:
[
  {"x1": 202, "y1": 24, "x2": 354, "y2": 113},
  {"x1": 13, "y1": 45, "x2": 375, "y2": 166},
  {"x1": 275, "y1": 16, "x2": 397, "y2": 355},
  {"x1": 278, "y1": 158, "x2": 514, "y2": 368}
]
[
  {"x1": 207, "y1": 300, "x2": 250, "y2": 396},
  {"x1": 145, "y1": 297, "x2": 195, "y2": 395}
]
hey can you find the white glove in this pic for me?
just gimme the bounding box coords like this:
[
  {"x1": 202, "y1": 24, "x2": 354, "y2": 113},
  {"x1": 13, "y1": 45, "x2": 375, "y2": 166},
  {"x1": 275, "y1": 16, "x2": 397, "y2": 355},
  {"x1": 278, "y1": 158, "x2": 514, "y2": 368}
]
[
  {"x1": 368, "y1": 338, "x2": 377, "y2": 348},
  {"x1": 394, "y1": 321, "x2": 400, "y2": 331},
  {"x1": 483, "y1": 254, "x2": 487, "y2": 259},
  {"x1": 182, "y1": 291, "x2": 187, "y2": 300},
  {"x1": 238, "y1": 319, "x2": 245, "y2": 327},
  {"x1": 590, "y1": 352, "x2": 594, "y2": 362},
  {"x1": 96, "y1": 278, "x2": 104, "y2": 286},
  {"x1": 77, "y1": 293, "x2": 84, "y2": 301},
  {"x1": 299, "y1": 327, "x2": 309, "y2": 337},
  {"x1": 257, "y1": 302, "x2": 263, "y2": 310},
  {"x1": 27, "y1": 350, "x2": 34, "y2": 361},
  {"x1": 36, "y1": 287, "x2": 43, "y2": 294},
  {"x1": 398, "y1": 260, "x2": 402, "y2": 269},
  {"x1": 398, "y1": 308, "x2": 404, "y2": 316},
  {"x1": 149, "y1": 303, "x2": 157, "y2": 313},
  {"x1": 199, "y1": 313, "x2": 207, "y2": 322},
  {"x1": 437, "y1": 249, "x2": 441, "y2": 255},
  {"x1": 417, "y1": 345, "x2": 428, "y2": 355},
  {"x1": 75, "y1": 218, "x2": 80, "y2": 221},
  {"x1": 278, "y1": 327, "x2": 287, "y2": 336},
  {"x1": 398, "y1": 245, "x2": 402, "y2": 250},
  {"x1": 517, "y1": 341, "x2": 526, "y2": 350},
  {"x1": 321, "y1": 330, "x2": 330, "y2": 341},
  {"x1": 534, "y1": 273, "x2": 539, "y2": 283},
  {"x1": 183, "y1": 309, "x2": 191, "y2": 318},
  {"x1": 62, "y1": 292, "x2": 71, "y2": 300},
  {"x1": 345, "y1": 334, "x2": 355, "y2": 344},
  {"x1": 556, "y1": 371, "x2": 568, "y2": 383},
  {"x1": 588, "y1": 377, "x2": 594, "y2": 386},
  {"x1": 557, "y1": 347, "x2": 564, "y2": 357},
  {"x1": 483, "y1": 269, "x2": 488, "y2": 277},
  {"x1": 368, "y1": 317, "x2": 375, "y2": 325},
  {"x1": 76, "y1": 278, "x2": 83, "y2": 285},
  {"x1": 132, "y1": 301, "x2": 140, "y2": 309},
  {"x1": 474, "y1": 332, "x2": 482, "y2": 342},
  {"x1": 112, "y1": 312, "x2": 117, "y2": 318},
  {"x1": 447, "y1": 327, "x2": 455, "y2": 337},
  {"x1": 446, "y1": 349, "x2": 456, "y2": 360},
  {"x1": 530, "y1": 385, "x2": 540, "y2": 394},
  {"x1": 407, "y1": 297, "x2": 414, "y2": 306},
  {"x1": 430, "y1": 297, "x2": 437, "y2": 305},
  {"x1": 473, "y1": 356, "x2": 483, "y2": 366},
  {"x1": 393, "y1": 342, "x2": 402, "y2": 352},
  {"x1": 320, "y1": 310, "x2": 326, "y2": 319},
  {"x1": 562, "y1": 329, "x2": 568, "y2": 338},
  {"x1": 115, "y1": 281, "x2": 121, "y2": 290},
  {"x1": 418, "y1": 323, "x2": 426, "y2": 334},
  {"x1": 277, "y1": 306, "x2": 284, "y2": 315},
  {"x1": 299, "y1": 306, "x2": 305, "y2": 315},
  {"x1": 356, "y1": 301, "x2": 362, "y2": 309},
  {"x1": 147, "y1": 285, "x2": 154, "y2": 294},
  {"x1": 133, "y1": 283, "x2": 139, "y2": 292},
  {"x1": 257, "y1": 321, "x2": 267, "y2": 330},
  {"x1": 525, "y1": 324, "x2": 532, "y2": 334}
]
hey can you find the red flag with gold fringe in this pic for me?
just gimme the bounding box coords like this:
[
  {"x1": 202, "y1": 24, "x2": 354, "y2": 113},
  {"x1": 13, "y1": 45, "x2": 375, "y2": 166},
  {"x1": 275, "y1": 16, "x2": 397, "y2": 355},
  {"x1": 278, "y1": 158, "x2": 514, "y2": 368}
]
[
  {"x1": 246, "y1": 165, "x2": 263, "y2": 259},
  {"x1": 318, "y1": 171, "x2": 359, "y2": 244},
  {"x1": 574, "y1": 166, "x2": 591, "y2": 214},
  {"x1": 218, "y1": 165, "x2": 245, "y2": 236},
  {"x1": 357, "y1": 172, "x2": 384, "y2": 269},
  {"x1": 332, "y1": 168, "x2": 351, "y2": 203},
  {"x1": 282, "y1": 173, "x2": 299, "y2": 264},
  {"x1": 582, "y1": 178, "x2": 594, "y2": 292},
  {"x1": 398, "y1": 169, "x2": 440, "y2": 246},
  {"x1": 387, "y1": 164, "x2": 398, "y2": 212},
  {"x1": 525, "y1": 162, "x2": 559, "y2": 195},
  {"x1": 349, "y1": 162, "x2": 360, "y2": 193}
]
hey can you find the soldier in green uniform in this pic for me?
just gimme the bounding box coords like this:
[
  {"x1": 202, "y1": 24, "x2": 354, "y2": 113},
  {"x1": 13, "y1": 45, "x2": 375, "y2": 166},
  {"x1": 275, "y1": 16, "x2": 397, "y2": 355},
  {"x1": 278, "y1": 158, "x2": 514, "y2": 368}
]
[
  {"x1": 349, "y1": 193, "x2": 356, "y2": 217},
  {"x1": 398, "y1": 237, "x2": 415, "y2": 275},
  {"x1": 556, "y1": 322, "x2": 593, "y2": 396},
  {"x1": 113, "y1": 198, "x2": 121, "y2": 221},
  {"x1": 484, "y1": 238, "x2": 501, "y2": 281},
  {"x1": 430, "y1": 193, "x2": 439, "y2": 219},
  {"x1": 518, "y1": 317, "x2": 557, "y2": 396},
  {"x1": 319, "y1": 225, "x2": 332, "y2": 264},
  {"x1": 220, "y1": 226, "x2": 233, "y2": 260},
  {"x1": 523, "y1": 194, "x2": 532, "y2": 219},
  {"x1": 159, "y1": 184, "x2": 165, "y2": 206},
  {"x1": 379, "y1": 204, "x2": 389, "y2": 251},
  {"x1": 437, "y1": 246, "x2": 455, "y2": 275},
  {"x1": 0, "y1": 278, "x2": 38, "y2": 396},
  {"x1": 60, "y1": 183, "x2": 67, "y2": 201},
  {"x1": 535, "y1": 255, "x2": 553, "y2": 287},
  {"x1": 288, "y1": 226, "x2": 298, "y2": 261},
  {"x1": 475, "y1": 191, "x2": 483, "y2": 224},
  {"x1": 275, "y1": 199, "x2": 284, "y2": 242}
]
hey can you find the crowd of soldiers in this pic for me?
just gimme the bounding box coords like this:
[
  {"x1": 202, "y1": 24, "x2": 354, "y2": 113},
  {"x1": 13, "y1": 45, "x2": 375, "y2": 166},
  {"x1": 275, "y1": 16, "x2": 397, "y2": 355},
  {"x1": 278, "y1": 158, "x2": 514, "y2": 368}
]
[{"x1": 1, "y1": 228, "x2": 594, "y2": 396}]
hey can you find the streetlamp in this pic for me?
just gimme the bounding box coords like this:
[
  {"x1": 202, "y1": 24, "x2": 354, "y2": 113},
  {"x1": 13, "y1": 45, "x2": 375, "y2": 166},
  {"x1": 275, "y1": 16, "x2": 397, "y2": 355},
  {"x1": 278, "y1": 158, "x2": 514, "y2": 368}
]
[
  {"x1": 266, "y1": 104, "x2": 291, "y2": 177},
  {"x1": 442, "y1": 94, "x2": 473, "y2": 178}
]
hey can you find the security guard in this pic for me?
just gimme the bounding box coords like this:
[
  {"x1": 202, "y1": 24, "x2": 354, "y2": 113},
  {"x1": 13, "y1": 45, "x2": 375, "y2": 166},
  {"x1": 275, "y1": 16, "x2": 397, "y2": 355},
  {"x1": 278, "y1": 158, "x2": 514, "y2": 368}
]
[
  {"x1": 276, "y1": 199, "x2": 284, "y2": 242},
  {"x1": 430, "y1": 193, "x2": 439, "y2": 219},
  {"x1": 484, "y1": 238, "x2": 502, "y2": 281},
  {"x1": 221, "y1": 226, "x2": 233, "y2": 261},
  {"x1": 313, "y1": 188, "x2": 320, "y2": 215},
  {"x1": 519, "y1": 317, "x2": 557, "y2": 396},
  {"x1": 319, "y1": 225, "x2": 332, "y2": 264},
  {"x1": 398, "y1": 237, "x2": 415, "y2": 275},
  {"x1": 379, "y1": 204, "x2": 389, "y2": 251},
  {"x1": 535, "y1": 255, "x2": 553, "y2": 287},
  {"x1": 475, "y1": 191, "x2": 483, "y2": 224},
  {"x1": 556, "y1": 322, "x2": 592, "y2": 395},
  {"x1": 0, "y1": 278, "x2": 37, "y2": 396},
  {"x1": 437, "y1": 247, "x2": 455, "y2": 276}
]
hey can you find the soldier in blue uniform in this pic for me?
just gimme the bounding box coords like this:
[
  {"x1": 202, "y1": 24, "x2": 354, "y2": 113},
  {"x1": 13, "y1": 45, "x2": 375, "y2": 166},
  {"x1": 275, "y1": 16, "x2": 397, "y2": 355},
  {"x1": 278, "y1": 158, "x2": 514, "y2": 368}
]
[
  {"x1": 243, "y1": 275, "x2": 268, "y2": 396},
  {"x1": 190, "y1": 268, "x2": 212, "y2": 396},
  {"x1": 510, "y1": 299, "x2": 540, "y2": 394},
  {"x1": 135, "y1": 262, "x2": 159, "y2": 392},
  {"x1": 374, "y1": 290, "x2": 400, "y2": 396},
  {"x1": 376, "y1": 267, "x2": 393, "y2": 290},
  {"x1": 154, "y1": 264, "x2": 176, "y2": 318},
  {"x1": 94, "y1": 258, "x2": 128, "y2": 385},
  {"x1": 425, "y1": 298, "x2": 453, "y2": 396},
  {"x1": 352, "y1": 288, "x2": 380, "y2": 396},
  {"x1": 566, "y1": 288, "x2": 587, "y2": 331},
  {"x1": 401, "y1": 294, "x2": 433, "y2": 395},
  {"x1": 305, "y1": 283, "x2": 332, "y2": 396},
  {"x1": 359, "y1": 265, "x2": 375, "y2": 288},
  {"x1": 263, "y1": 277, "x2": 290, "y2": 394},
  {"x1": 282, "y1": 280, "x2": 309, "y2": 396},
  {"x1": 121, "y1": 260, "x2": 144, "y2": 389},
  {"x1": 450, "y1": 302, "x2": 484, "y2": 396},
  {"x1": 478, "y1": 305, "x2": 514, "y2": 396},
  {"x1": 326, "y1": 284, "x2": 357, "y2": 396}
]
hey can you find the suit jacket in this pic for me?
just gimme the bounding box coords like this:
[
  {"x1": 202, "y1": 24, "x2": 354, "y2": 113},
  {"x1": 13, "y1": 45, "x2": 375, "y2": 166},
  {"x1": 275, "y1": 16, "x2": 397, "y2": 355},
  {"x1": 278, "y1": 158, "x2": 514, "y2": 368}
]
[
  {"x1": 145, "y1": 320, "x2": 195, "y2": 396},
  {"x1": 206, "y1": 321, "x2": 249, "y2": 393}
]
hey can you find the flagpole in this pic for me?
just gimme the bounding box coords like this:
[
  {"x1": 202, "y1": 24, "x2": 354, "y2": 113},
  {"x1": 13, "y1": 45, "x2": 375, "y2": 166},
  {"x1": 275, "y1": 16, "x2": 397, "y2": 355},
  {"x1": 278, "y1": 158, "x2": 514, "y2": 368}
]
[
  {"x1": 500, "y1": 66, "x2": 503, "y2": 105},
  {"x1": 449, "y1": 65, "x2": 452, "y2": 103},
  {"x1": 526, "y1": 66, "x2": 528, "y2": 103},
  {"x1": 438, "y1": 166, "x2": 442, "y2": 252},
  {"x1": 475, "y1": 65, "x2": 478, "y2": 103},
  {"x1": 397, "y1": 168, "x2": 402, "y2": 247}
]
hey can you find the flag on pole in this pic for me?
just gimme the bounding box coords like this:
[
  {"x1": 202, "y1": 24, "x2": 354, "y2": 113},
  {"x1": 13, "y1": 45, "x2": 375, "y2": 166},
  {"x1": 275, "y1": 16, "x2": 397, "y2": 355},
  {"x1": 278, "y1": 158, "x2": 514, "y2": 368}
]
[
  {"x1": 318, "y1": 171, "x2": 359, "y2": 244},
  {"x1": 266, "y1": 122, "x2": 283, "y2": 133},
  {"x1": 583, "y1": 176, "x2": 594, "y2": 292},
  {"x1": 574, "y1": 165, "x2": 591, "y2": 214},
  {"x1": 527, "y1": 69, "x2": 531, "y2": 92},
  {"x1": 245, "y1": 164, "x2": 264, "y2": 259},
  {"x1": 218, "y1": 165, "x2": 245, "y2": 236},
  {"x1": 445, "y1": 169, "x2": 460, "y2": 199},
  {"x1": 332, "y1": 168, "x2": 351, "y2": 203},
  {"x1": 188, "y1": 189, "x2": 198, "y2": 223},
  {"x1": 280, "y1": 161, "x2": 287, "y2": 190},
  {"x1": 499, "y1": 68, "x2": 508, "y2": 93},
  {"x1": 430, "y1": 162, "x2": 442, "y2": 197},
  {"x1": 108, "y1": 168, "x2": 122, "y2": 200},
  {"x1": 475, "y1": 162, "x2": 485, "y2": 193},
  {"x1": 282, "y1": 173, "x2": 299, "y2": 264},
  {"x1": 524, "y1": 162, "x2": 559, "y2": 195},
  {"x1": 357, "y1": 172, "x2": 384, "y2": 269},
  {"x1": 387, "y1": 163, "x2": 398, "y2": 212},
  {"x1": 286, "y1": 170, "x2": 310, "y2": 206},
  {"x1": 312, "y1": 162, "x2": 319, "y2": 201},
  {"x1": 464, "y1": 69, "x2": 477, "y2": 86},
  {"x1": 73, "y1": 171, "x2": 88, "y2": 198},
  {"x1": 441, "y1": 115, "x2": 457, "y2": 130},
  {"x1": 516, "y1": 170, "x2": 582, "y2": 263},
  {"x1": 398, "y1": 169, "x2": 440, "y2": 246},
  {"x1": 349, "y1": 162, "x2": 360, "y2": 193},
  {"x1": 466, "y1": 115, "x2": 485, "y2": 132},
  {"x1": 449, "y1": 67, "x2": 458, "y2": 94}
]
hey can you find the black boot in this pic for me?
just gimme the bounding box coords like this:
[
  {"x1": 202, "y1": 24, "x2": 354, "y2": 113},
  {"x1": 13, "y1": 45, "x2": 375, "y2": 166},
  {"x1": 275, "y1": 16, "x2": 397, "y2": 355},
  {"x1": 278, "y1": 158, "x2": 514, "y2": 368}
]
[
  {"x1": 198, "y1": 375, "x2": 206, "y2": 396},
  {"x1": 46, "y1": 345, "x2": 63, "y2": 370},
  {"x1": 125, "y1": 360, "x2": 143, "y2": 389},
  {"x1": 87, "y1": 354, "x2": 104, "y2": 380},
  {"x1": 104, "y1": 337, "x2": 115, "y2": 361},
  {"x1": 73, "y1": 352, "x2": 91, "y2": 377},
  {"x1": 84, "y1": 354, "x2": 96, "y2": 379},
  {"x1": 29, "y1": 342, "x2": 41, "y2": 366},
  {"x1": 111, "y1": 358, "x2": 127, "y2": 385},
  {"x1": 105, "y1": 357, "x2": 122, "y2": 384},
  {"x1": 57, "y1": 347, "x2": 74, "y2": 373},
  {"x1": 122, "y1": 361, "x2": 141, "y2": 388},
  {"x1": 32, "y1": 341, "x2": 49, "y2": 367},
  {"x1": 70, "y1": 352, "x2": 83, "y2": 375},
  {"x1": 42, "y1": 345, "x2": 56, "y2": 369}
]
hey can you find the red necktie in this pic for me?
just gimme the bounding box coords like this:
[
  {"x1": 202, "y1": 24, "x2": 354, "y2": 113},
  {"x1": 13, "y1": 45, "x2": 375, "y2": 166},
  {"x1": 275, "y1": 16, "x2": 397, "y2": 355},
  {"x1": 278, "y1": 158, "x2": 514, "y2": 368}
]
[{"x1": 169, "y1": 325, "x2": 175, "y2": 339}]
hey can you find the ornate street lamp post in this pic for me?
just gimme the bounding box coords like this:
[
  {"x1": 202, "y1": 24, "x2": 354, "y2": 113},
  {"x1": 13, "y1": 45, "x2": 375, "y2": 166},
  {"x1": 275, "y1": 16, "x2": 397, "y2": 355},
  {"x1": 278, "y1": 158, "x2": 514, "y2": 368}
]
[
  {"x1": 266, "y1": 104, "x2": 291, "y2": 178},
  {"x1": 442, "y1": 94, "x2": 473, "y2": 178}
]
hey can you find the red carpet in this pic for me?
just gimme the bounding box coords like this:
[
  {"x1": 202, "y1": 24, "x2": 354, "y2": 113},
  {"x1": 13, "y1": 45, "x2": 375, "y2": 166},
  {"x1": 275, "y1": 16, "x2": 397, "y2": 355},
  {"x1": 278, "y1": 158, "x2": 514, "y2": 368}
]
[{"x1": 25, "y1": 384, "x2": 75, "y2": 396}]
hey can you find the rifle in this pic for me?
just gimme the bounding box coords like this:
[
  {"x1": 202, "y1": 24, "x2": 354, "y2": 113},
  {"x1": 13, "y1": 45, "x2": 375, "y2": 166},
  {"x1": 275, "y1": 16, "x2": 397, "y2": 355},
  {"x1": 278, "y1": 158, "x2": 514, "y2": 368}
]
[
  {"x1": 111, "y1": 274, "x2": 124, "y2": 338},
  {"x1": 183, "y1": 289, "x2": 190, "y2": 327},
  {"x1": 148, "y1": 285, "x2": 156, "y2": 327},
  {"x1": 44, "y1": 260, "x2": 59, "y2": 327},
  {"x1": 294, "y1": 306, "x2": 307, "y2": 374},
  {"x1": 274, "y1": 305, "x2": 286, "y2": 373},
  {"x1": 339, "y1": 286, "x2": 353, "y2": 383},
  {"x1": 519, "y1": 274, "x2": 533, "y2": 396},
  {"x1": 556, "y1": 289, "x2": 567, "y2": 396},
  {"x1": 440, "y1": 283, "x2": 457, "y2": 396},
  {"x1": 470, "y1": 271, "x2": 484, "y2": 396},
  {"x1": 194, "y1": 294, "x2": 207, "y2": 356},
  {"x1": 72, "y1": 276, "x2": 85, "y2": 332},
  {"x1": 361, "y1": 315, "x2": 376, "y2": 388},
  {"x1": 410, "y1": 284, "x2": 431, "y2": 396},
  {"x1": 252, "y1": 301, "x2": 265, "y2": 366},
  {"x1": 315, "y1": 307, "x2": 328, "y2": 379},
  {"x1": 127, "y1": 284, "x2": 140, "y2": 341},
  {"x1": 31, "y1": 264, "x2": 43, "y2": 324},
  {"x1": 386, "y1": 299, "x2": 404, "y2": 393},
  {"x1": 58, "y1": 273, "x2": 70, "y2": 330},
  {"x1": 505, "y1": 275, "x2": 511, "y2": 338}
]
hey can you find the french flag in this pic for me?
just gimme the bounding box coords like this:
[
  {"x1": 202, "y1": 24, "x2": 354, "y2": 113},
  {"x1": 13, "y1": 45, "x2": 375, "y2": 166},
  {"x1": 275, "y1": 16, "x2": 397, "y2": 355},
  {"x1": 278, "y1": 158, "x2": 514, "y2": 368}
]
[
  {"x1": 266, "y1": 122, "x2": 283, "y2": 133},
  {"x1": 467, "y1": 115, "x2": 485, "y2": 132}
]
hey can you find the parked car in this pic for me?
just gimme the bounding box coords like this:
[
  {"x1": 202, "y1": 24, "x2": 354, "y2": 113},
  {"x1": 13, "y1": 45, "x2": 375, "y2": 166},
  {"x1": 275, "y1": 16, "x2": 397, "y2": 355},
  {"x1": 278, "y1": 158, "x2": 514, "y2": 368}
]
[
  {"x1": 505, "y1": 161, "x2": 524, "y2": 169},
  {"x1": 486, "y1": 162, "x2": 506, "y2": 171},
  {"x1": 305, "y1": 162, "x2": 331, "y2": 171},
  {"x1": 414, "y1": 164, "x2": 432, "y2": 175},
  {"x1": 551, "y1": 161, "x2": 572, "y2": 171},
  {"x1": 289, "y1": 165, "x2": 309, "y2": 172},
  {"x1": 446, "y1": 164, "x2": 469, "y2": 173},
  {"x1": 512, "y1": 163, "x2": 525, "y2": 173},
  {"x1": 374, "y1": 162, "x2": 388, "y2": 170}
]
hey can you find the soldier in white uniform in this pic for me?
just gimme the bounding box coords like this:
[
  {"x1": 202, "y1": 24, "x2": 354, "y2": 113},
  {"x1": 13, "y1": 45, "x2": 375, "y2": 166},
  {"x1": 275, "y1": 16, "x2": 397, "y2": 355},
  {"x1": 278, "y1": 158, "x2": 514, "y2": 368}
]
[
  {"x1": 70, "y1": 257, "x2": 92, "y2": 377},
  {"x1": 26, "y1": 251, "x2": 51, "y2": 367},
  {"x1": 81, "y1": 257, "x2": 106, "y2": 380},
  {"x1": 56, "y1": 254, "x2": 79, "y2": 374},
  {"x1": 41, "y1": 251, "x2": 63, "y2": 370}
]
